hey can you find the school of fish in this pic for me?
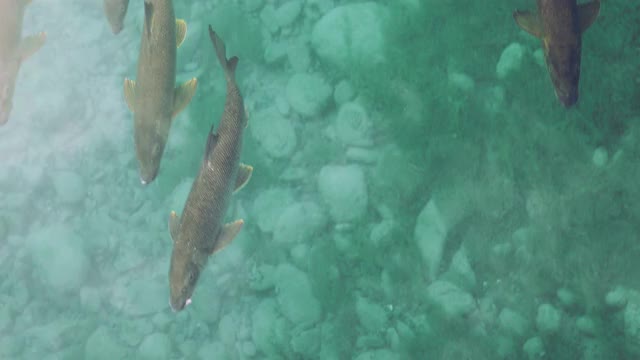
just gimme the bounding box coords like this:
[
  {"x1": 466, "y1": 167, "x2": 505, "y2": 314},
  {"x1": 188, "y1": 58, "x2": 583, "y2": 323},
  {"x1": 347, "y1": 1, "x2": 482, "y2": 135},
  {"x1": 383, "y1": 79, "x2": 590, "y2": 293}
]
[{"x1": 0, "y1": 0, "x2": 606, "y2": 311}]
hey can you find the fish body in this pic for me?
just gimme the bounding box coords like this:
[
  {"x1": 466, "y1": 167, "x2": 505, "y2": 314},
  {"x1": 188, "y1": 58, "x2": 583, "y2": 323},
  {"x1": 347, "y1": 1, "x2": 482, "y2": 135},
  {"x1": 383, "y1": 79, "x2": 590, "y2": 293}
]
[
  {"x1": 514, "y1": 0, "x2": 600, "y2": 107},
  {"x1": 124, "y1": 0, "x2": 197, "y2": 184},
  {"x1": 0, "y1": 0, "x2": 46, "y2": 126},
  {"x1": 168, "y1": 26, "x2": 252, "y2": 312},
  {"x1": 103, "y1": 0, "x2": 130, "y2": 34}
]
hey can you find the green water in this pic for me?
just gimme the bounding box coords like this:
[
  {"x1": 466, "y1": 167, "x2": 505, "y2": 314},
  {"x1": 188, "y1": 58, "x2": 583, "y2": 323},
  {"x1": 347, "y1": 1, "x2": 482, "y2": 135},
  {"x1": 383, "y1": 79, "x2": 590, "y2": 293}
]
[{"x1": 0, "y1": 0, "x2": 637, "y2": 359}]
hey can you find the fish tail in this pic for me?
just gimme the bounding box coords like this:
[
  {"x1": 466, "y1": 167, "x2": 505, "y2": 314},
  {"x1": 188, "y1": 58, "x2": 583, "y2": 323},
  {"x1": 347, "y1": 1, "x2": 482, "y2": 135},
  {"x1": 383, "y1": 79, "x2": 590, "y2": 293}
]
[{"x1": 208, "y1": 25, "x2": 238, "y2": 84}]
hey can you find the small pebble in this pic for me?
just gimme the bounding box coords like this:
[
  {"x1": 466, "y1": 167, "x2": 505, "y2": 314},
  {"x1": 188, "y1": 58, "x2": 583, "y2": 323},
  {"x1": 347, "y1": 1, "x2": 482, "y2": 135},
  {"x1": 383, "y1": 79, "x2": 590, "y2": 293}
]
[{"x1": 592, "y1": 147, "x2": 608, "y2": 168}]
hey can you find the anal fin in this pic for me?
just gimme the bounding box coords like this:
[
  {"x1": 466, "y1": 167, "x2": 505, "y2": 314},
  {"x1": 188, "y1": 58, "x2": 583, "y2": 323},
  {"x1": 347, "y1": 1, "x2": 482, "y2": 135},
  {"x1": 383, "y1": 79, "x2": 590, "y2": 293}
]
[
  {"x1": 19, "y1": 32, "x2": 46, "y2": 60},
  {"x1": 169, "y1": 211, "x2": 180, "y2": 242},
  {"x1": 172, "y1": 78, "x2": 197, "y2": 118},
  {"x1": 211, "y1": 219, "x2": 244, "y2": 255},
  {"x1": 578, "y1": 0, "x2": 600, "y2": 33},
  {"x1": 513, "y1": 10, "x2": 543, "y2": 38},
  {"x1": 176, "y1": 19, "x2": 187, "y2": 48},
  {"x1": 234, "y1": 163, "x2": 253, "y2": 193},
  {"x1": 123, "y1": 78, "x2": 136, "y2": 112}
]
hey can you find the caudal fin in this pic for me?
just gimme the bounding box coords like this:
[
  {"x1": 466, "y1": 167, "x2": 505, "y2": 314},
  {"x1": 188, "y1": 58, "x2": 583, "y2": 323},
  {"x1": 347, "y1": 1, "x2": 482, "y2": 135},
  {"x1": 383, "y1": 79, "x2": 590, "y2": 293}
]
[{"x1": 207, "y1": 25, "x2": 238, "y2": 83}]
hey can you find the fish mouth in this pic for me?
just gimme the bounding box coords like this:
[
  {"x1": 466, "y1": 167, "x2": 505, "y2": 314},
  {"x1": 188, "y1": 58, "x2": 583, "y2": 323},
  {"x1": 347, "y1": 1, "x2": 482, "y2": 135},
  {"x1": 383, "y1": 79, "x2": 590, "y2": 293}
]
[
  {"x1": 111, "y1": 24, "x2": 123, "y2": 35},
  {"x1": 139, "y1": 171, "x2": 157, "y2": 185},
  {"x1": 170, "y1": 297, "x2": 191, "y2": 312},
  {"x1": 556, "y1": 91, "x2": 578, "y2": 108}
]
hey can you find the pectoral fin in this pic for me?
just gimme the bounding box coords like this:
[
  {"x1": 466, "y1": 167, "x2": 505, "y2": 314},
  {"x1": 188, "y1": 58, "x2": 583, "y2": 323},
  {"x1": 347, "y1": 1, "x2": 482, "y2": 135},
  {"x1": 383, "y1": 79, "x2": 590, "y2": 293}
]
[
  {"x1": 172, "y1": 78, "x2": 197, "y2": 118},
  {"x1": 513, "y1": 10, "x2": 543, "y2": 38},
  {"x1": 123, "y1": 78, "x2": 136, "y2": 112},
  {"x1": 211, "y1": 219, "x2": 244, "y2": 255},
  {"x1": 578, "y1": 1, "x2": 600, "y2": 33},
  {"x1": 169, "y1": 211, "x2": 180, "y2": 243},
  {"x1": 18, "y1": 32, "x2": 46, "y2": 60},
  {"x1": 176, "y1": 19, "x2": 187, "y2": 48},
  {"x1": 234, "y1": 164, "x2": 253, "y2": 193}
]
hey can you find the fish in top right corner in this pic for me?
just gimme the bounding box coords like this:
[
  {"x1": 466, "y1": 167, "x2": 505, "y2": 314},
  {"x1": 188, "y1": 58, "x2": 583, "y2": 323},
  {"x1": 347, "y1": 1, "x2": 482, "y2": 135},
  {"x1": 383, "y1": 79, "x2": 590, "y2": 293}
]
[{"x1": 513, "y1": 0, "x2": 600, "y2": 107}]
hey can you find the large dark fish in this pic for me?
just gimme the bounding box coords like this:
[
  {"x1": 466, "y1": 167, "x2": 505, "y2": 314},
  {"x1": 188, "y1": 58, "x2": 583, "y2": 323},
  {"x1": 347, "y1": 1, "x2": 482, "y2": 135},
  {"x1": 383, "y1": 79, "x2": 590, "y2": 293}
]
[
  {"x1": 124, "y1": 0, "x2": 197, "y2": 184},
  {"x1": 168, "y1": 26, "x2": 253, "y2": 312},
  {"x1": 514, "y1": 0, "x2": 600, "y2": 107},
  {"x1": 103, "y1": 0, "x2": 130, "y2": 34},
  {"x1": 0, "y1": 0, "x2": 46, "y2": 126}
]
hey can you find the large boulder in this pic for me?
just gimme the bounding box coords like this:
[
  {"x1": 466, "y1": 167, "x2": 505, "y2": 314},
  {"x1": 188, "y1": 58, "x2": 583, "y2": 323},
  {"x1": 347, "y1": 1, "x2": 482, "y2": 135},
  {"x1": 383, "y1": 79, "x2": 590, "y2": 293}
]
[{"x1": 311, "y1": 3, "x2": 388, "y2": 71}]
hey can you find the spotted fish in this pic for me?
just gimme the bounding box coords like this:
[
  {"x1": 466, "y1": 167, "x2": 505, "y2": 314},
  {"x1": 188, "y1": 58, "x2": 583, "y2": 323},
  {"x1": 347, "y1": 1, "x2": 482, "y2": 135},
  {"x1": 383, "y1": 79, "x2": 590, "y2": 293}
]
[
  {"x1": 124, "y1": 0, "x2": 197, "y2": 184},
  {"x1": 168, "y1": 26, "x2": 252, "y2": 312}
]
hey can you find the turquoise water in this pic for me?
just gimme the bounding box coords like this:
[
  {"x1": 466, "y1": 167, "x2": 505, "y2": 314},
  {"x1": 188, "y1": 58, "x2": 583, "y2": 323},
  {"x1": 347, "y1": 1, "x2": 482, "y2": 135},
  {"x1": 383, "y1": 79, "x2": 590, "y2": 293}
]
[{"x1": 0, "y1": 0, "x2": 638, "y2": 359}]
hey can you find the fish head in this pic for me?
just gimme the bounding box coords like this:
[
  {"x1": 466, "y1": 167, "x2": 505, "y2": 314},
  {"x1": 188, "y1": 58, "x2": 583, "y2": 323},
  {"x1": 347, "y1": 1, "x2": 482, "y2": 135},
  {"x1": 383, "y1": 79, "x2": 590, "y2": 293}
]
[
  {"x1": 168, "y1": 246, "x2": 202, "y2": 312},
  {"x1": 103, "y1": 0, "x2": 129, "y2": 34},
  {"x1": 553, "y1": 83, "x2": 578, "y2": 108},
  {"x1": 543, "y1": 39, "x2": 580, "y2": 107},
  {"x1": 549, "y1": 64, "x2": 579, "y2": 107},
  {"x1": 134, "y1": 127, "x2": 166, "y2": 185}
]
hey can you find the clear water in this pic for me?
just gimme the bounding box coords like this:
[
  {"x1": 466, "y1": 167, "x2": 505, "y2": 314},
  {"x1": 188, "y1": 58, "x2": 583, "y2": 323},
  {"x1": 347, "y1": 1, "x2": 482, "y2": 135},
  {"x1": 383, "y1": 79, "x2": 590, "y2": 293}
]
[{"x1": 0, "y1": 0, "x2": 637, "y2": 359}]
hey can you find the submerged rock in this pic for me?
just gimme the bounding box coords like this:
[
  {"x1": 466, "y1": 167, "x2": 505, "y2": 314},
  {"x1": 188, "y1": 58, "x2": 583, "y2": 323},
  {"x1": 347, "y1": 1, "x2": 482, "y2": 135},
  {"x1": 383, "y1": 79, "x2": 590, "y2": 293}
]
[
  {"x1": 51, "y1": 170, "x2": 86, "y2": 205},
  {"x1": 311, "y1": 2, "x2": 387, "y2": 71},
  {"x1": 536, "y1": 303, "x2": 561, "y2": 334},
  {"x1": 137, "y1": 333, "x2": 172, "y2": 360},
  {"x1": 273, "y1": 201, "x2": 327, "y2": 244},
  {"x1": 318, "y1": 165, "x2": 368, "y2": 222},
  {"x1": 275, "y1": 264, "x2": 322, "y2": 325},
  {"x1": 286, "y1": 73, "x2": 333, "y2": 117},
  {"x1": 334, "y1": 102, "x2": 373, "y2": 147},
  {"x1": 252, "y1": 187, "x2": 296, "y2": 233},
  {"x1": 27, "y1": 224, "x2": 89, "y2": 292},
  {"x1": 496, "y1": 42, "x2": 525, "y2": 79},
  {"x1": 85, "y1": 326, "x2": 128, "y2": 360},
  {"x1": 426, "y1": 280, "x2": 475, "y2": 318},
  {"x1": 250, "y1": 107, "x2": 297, "y2": 158}
]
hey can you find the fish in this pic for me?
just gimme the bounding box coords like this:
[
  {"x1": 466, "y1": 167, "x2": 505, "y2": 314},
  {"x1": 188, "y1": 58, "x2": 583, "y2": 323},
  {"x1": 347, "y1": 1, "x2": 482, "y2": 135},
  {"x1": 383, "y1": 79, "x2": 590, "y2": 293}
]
[
  {"x1": 124, "y1": 0, "x2": 197, "y2": 185},
  {"x1": 168, "y1": 25, "x2": 253, "y2": 312},
  {"x1": 0, "y1": 0, "x2": 46, "y2": 126},
  {"x1": 513, "y1": 0, "x2": 600, "y2": 107},
  {"x1": 103, "y1": 0, "x2": 130, "y2": 34}
]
